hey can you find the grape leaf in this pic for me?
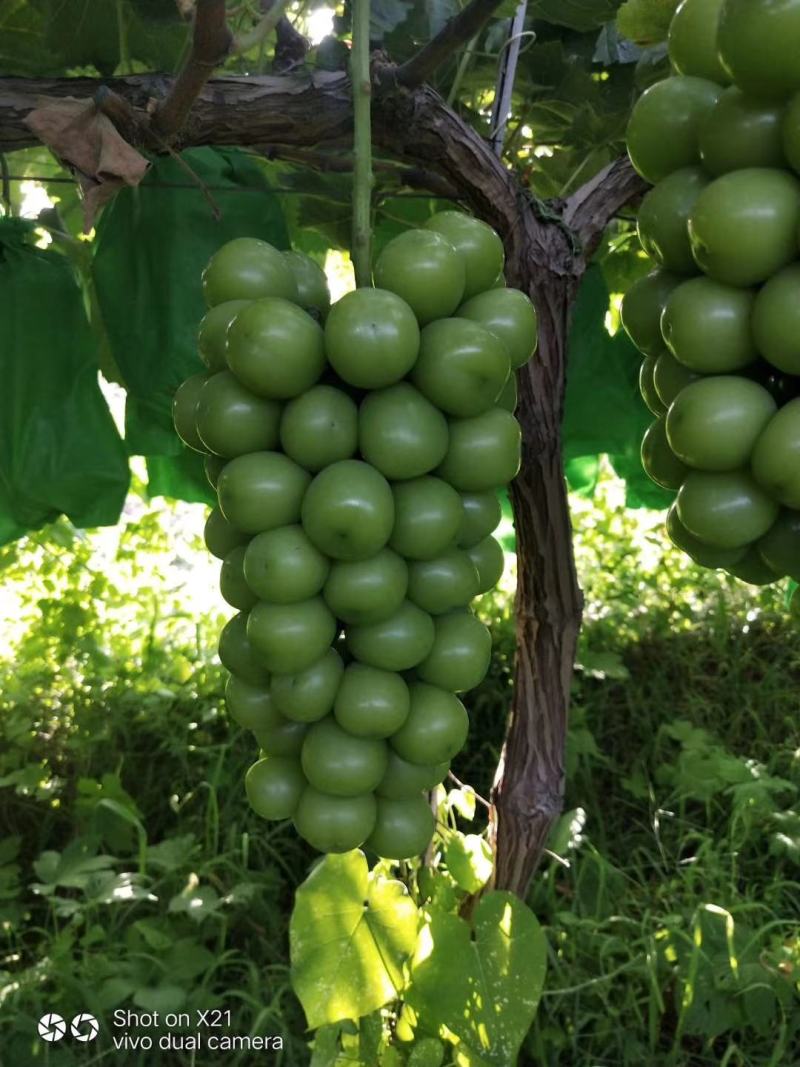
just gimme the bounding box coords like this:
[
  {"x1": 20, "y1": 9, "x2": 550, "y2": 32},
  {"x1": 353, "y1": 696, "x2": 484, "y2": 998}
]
[
  {"x1": 445, "y1": 834, "x2": 493, "y2": 893},
  {"x1": 26, "y1": 0, "x2": 187, "y2": 76},
  {"x1": 617, "y1": 0, "x2": 679, "y2": 45},
  {"x1": 406, "y1": 892, "x2": 547, "y2": 1065},
  {"x1": 531, "y1": 0, "x2": 618, "y2": 32},
  {"x1": 0, "y1": 219, "x2": 129, "y2": 543},
  {"x1": 290, "y1": 851, "x2": 419, "y2": 1028},
  {"x1": 93, "y1": 147, "x2": 287, "y2": 504},
  {"x1": 0, "y1": 0, "x2": 55, "y2": 76},
  {"x1": 564, "y1": 265, "x2": 671, "y2": 508}
]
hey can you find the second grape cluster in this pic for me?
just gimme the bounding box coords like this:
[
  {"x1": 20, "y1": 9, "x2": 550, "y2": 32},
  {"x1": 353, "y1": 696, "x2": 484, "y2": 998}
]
[
  {"x1": 622, "y1": 0, "x2": 800, "y2": 587},
  {"x1": 173, "y1": 212, "x2": 538, "y2": 859}
]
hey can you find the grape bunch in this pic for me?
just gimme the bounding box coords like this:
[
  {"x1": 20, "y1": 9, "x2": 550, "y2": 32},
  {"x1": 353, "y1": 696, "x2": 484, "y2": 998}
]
[
  {"x1": 172, "y1": 214, "x2": 538, "y2": 858},
  {"x1": 622, "y1": 0, "x2": 800, "y2": 588}
]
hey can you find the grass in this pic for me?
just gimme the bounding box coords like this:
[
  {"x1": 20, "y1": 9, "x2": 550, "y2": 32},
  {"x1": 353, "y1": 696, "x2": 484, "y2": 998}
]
[
  {"x1": 0, "y1": 477, "x2": 798, "y2": 1065},
  {"x1": 525, "y1": 617, "x2": 800, "y2": 1066}
]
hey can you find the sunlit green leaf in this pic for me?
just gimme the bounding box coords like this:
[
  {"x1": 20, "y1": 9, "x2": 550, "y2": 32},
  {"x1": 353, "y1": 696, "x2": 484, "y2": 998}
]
[
  {"x1": 407, "y1": 893, "x2": 547, "y2": 1065},
  {"x1": 445, "y1": 834, "x2": 493, "y2": 893},
  {"x1": 290, "y1": 850, "x2": 419, "y2": 1028},
  {"x1": 408, "y1": 1037, "x2": 446, "y2": 1067}
]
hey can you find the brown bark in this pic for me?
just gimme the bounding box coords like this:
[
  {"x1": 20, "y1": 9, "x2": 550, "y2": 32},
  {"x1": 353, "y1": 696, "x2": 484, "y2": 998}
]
[
  {"x1": 0, "y1": 69, "x2": 643, "y2": 898},
  {"x1": 152, "y1": 0, "x2": 232, "y2": 140},
  {"x1": 493, "y1": 277, "x2": 582, "y2": 893},
  {"x1": 2, "y1": 73, "x2": 355, "y2": 154}
]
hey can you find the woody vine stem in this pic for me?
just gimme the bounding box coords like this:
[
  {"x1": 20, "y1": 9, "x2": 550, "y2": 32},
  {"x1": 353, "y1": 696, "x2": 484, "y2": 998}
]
[{"x1": 350, "y1": 0, "x2": 373, "y2": 288}]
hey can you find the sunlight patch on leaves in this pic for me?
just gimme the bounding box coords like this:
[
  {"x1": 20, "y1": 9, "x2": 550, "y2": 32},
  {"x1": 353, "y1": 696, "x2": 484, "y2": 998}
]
[
  {"x1": 445, "y1": 834, "x2": 493, "y2": 894},
  {"x1": 290, "y1": 850, "x2": 419, "y2": 1029},
  {"x1": 406, "y1": 892, "x2": 546, "y2": 1065}
]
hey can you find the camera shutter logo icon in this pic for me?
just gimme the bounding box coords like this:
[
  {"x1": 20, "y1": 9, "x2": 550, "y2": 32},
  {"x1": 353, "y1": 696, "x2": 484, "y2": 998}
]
[
  {"x1": 71, "y1": 1013, "x2": 100, "y2": 1042},
  {"x1": 38, "y1": 1014, "x2": 67, "y2": 1043}
]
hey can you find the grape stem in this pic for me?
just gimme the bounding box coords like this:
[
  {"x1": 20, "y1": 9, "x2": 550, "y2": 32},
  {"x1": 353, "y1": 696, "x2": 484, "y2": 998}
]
[{"x1": 350, "y1": 0, "x2": 374, "y2": 288}]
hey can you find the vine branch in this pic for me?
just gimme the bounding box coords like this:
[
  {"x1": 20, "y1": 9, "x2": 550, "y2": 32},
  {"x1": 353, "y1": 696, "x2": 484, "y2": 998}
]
[
  {"x1": 394, "y1": 0, "x2": 508, "y2": 88},
  {"x1": 152, "y1": 0, "x2": 232, "y2": 141},
  {"x1": 563, "y1": 155, "x2": 648, "y2": 261},
  {"x1": 350, "y1": 0, "x2": 374, "y2": 287}
]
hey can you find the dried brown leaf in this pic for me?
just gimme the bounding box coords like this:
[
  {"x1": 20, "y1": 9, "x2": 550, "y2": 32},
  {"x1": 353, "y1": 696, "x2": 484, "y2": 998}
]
[{"x1": 24, "y1": 97, "x2": 149, "y2": 229}]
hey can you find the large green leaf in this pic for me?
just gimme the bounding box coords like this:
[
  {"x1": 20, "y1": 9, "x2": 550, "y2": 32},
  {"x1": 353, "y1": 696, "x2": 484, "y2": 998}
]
[
  {"x1": 1, "y1": 0, "x2": 187, "y2": 77},
  {"x1": 532, "y1": 0, "x2": 619, "y2": 32},
  {"x1": 564, "y1": 265, "x2": 641, "y2": 451},
  {"x1": 93, "y1": 147, "x2": 288, "y2": 503},
  {"x1": 564, "y1": 265, "x2": 671, "y2": 508},
  {"x1": 0, "y1": 0, "x2": 54, "y2": 75},
  {"x1": 406, "y1": 892, "x2": 547, "y2": 1065},
  {"x1": 145, "y1": 453, "x2": 214, "y2": 507},
  {"x1": 275, "y1": 165, "x2": 353, "y2": 250},
  {"x1": 290, "y1": 851, "x2": 419, "y2": 1029},
  {"x1": 30, "y1": 0, "x2": 187, "y2": 75},
  {"x1": 0, "y1": 219, "x2": 129, "y2": 544}
]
